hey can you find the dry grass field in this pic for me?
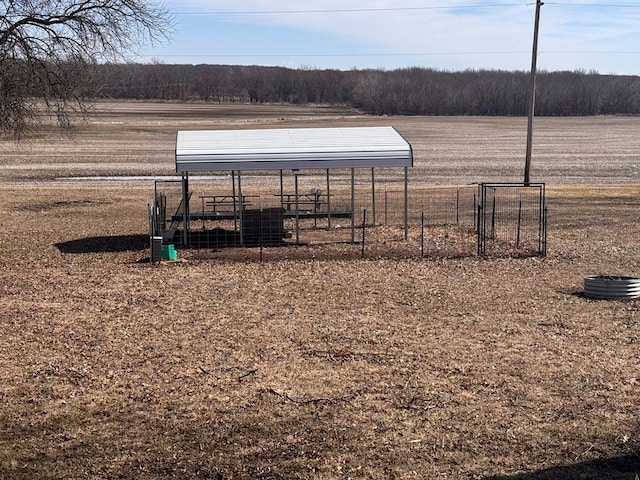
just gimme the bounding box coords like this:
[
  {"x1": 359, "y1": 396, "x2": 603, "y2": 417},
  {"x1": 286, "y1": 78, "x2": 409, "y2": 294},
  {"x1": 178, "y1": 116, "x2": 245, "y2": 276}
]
[{"x1": 0, "y1": 103, "x2": 639, "y2": 479}]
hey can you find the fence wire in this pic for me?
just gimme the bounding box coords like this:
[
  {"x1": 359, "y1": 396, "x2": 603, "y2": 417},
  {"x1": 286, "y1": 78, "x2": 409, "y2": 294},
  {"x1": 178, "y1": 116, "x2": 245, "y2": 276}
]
[
  {"x1": 149, "y1": 180, "x2": 546, "y2": 261},
  {"x1": 478, "y1": 183, "x2": 547, "y2": 256}
]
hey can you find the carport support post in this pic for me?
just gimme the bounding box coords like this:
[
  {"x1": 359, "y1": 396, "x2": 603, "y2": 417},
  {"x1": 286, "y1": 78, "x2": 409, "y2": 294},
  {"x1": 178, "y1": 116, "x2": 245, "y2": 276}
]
[
  {"x1": 326, "y1": 169, "x2": 332, "y2": 230},
  {"x1": 351, "y1": 168, "x2": 355, "y2": 243},
  {"x1": 404, "y1": 166, "x2": 409, "y2": 241},
  {"x1": 238, "y1": 170, "x2": 244, "y2": 246},
  {"x1": 279, "y1": 170, "x2": 284, "y2": 209},
  {"x1": 294, "y1": 169, "x2": 300, "y2": 244},
  {"x1": 371, "y1": 167, "x2": 376, "y2": 225},
  {"x1": 231, "y1": 171, "x2": 238, "y2": 234},
  {"x1": 182, "y1": 173, "x2": 189, "y2": 246}
]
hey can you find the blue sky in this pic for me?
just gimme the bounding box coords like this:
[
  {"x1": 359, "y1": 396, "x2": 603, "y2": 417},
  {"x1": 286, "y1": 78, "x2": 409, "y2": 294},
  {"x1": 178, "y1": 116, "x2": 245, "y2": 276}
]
[{"x1": 138, "y1": 1, "x2": 640, "y2": 75}]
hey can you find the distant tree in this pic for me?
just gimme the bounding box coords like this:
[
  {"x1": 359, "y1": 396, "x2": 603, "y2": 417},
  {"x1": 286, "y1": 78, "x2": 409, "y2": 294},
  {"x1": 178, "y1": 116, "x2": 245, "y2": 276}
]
[
  {"x1": 0, "y1": 0, "x2": 173, "y2": 137},
  {"x1": 87, "y1": 63, "x2": 640, "y2": 117},
  {"x1": 353, "y1": 70, "x2": 386, "y2": 114}
]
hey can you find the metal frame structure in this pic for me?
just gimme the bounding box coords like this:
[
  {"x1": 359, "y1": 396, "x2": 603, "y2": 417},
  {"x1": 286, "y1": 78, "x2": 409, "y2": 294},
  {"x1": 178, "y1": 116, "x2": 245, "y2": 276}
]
[{"x1": 174, "y1": 126, "x2": 413, "y2": 246}]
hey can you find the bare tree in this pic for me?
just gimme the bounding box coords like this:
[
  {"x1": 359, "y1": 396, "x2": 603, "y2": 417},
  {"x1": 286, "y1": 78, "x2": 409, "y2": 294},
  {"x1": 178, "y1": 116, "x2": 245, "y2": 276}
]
[{"x1": 0, "y1": 0, "x2": 172, "y2": 137}]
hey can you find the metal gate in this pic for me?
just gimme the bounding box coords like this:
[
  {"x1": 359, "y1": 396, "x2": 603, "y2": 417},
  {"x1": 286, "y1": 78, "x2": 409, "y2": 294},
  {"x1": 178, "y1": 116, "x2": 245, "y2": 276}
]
[{"x1": 477, "y1": 183, "x2": 547, "y2": 256}]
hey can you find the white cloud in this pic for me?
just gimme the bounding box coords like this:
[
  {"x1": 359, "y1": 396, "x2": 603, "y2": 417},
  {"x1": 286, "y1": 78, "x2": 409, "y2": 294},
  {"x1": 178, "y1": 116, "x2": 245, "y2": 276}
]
[{"x1": 161, "y1": 1, "x2": 640, "y2": 74}]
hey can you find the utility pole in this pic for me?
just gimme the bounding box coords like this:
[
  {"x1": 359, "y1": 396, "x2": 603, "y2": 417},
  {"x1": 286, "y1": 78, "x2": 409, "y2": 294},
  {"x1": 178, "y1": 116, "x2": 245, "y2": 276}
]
[{"x1": 524, "y1": 0, "x2": 543, "y2": 185}]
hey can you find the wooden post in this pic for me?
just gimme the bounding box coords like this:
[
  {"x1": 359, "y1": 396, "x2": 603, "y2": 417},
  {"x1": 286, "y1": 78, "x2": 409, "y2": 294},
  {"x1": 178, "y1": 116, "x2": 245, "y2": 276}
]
[{"x1": 524, "y1": 0, "x2": 543, "y2": 185}]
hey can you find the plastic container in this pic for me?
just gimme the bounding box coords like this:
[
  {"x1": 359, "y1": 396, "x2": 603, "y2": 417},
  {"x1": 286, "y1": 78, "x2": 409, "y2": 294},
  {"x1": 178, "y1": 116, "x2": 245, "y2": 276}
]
[{"x1": 161, "y1": 244, "x2": 178, "y2": 261}]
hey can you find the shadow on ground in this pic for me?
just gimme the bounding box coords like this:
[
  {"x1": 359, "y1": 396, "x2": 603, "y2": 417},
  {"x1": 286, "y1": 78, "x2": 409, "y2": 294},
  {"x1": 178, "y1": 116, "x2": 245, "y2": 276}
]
[
  {"x1": 486, "y1": 454, "x2": 640, "y2": 480},
  {"x1": 55, "y1": 234, "x2": 149, "y2": 253}
]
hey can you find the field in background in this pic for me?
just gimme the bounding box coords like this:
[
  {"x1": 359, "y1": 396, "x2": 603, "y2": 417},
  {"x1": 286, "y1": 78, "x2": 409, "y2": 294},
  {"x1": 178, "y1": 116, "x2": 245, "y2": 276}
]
[
  {"x1": 1, "y1": 101, "x2": 639, "y2": 185},
  {"x1": 0, "y1": 103, "x2": 638, "y2": 479}
]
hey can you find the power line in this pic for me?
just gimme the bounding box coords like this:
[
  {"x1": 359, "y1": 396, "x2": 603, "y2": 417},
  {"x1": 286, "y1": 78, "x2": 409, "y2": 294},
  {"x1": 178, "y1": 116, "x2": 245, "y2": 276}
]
[
  {"x1": 172, "y1": 4, "x2": 527, "y2": 16},
  {"x1": 546, "y1": 2, "x2": 640, "y2": 7},
  {"x1": 136, "y1": 51, "x2": 532, "y2": 59},
  {"x1": 152, "y1": 2, "x2": 640, "y2": 68},
  {"x1": 170, "y1": 2, "x2": 640, "y2": 15},
  {"x1": 136, "y1": 50, "x2": 640, "y2": 59}
]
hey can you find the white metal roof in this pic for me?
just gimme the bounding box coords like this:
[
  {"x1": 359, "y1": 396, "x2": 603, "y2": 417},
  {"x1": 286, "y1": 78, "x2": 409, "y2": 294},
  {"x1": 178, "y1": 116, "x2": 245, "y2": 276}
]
[{"x1": 175, "y1": 126, "x2": 413, "y2": 173}]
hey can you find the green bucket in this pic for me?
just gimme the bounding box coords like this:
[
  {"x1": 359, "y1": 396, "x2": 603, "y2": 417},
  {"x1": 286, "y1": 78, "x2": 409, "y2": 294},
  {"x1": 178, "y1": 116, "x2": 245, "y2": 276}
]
[{"x1": 161, "y1": 244, "x2": 177, "y2": 261}]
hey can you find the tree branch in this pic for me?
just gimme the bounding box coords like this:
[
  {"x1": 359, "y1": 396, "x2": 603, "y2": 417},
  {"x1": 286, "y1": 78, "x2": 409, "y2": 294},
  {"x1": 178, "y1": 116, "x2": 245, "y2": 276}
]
[{"x1": 0, "y1": 0, "x2": 173, "y2": 137}]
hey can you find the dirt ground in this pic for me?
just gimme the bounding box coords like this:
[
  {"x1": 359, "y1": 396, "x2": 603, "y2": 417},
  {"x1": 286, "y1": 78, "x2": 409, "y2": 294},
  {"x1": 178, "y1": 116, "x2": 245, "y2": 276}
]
[{"x1": 0, "y1": 103, "x2": 638, "y2": 479}]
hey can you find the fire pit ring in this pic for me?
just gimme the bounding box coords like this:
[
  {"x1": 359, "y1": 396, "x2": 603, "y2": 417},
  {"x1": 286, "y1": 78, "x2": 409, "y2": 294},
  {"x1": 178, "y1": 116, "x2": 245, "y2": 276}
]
[{"x1": 583, "y1": 275, "x2": 640, "y2": 300}]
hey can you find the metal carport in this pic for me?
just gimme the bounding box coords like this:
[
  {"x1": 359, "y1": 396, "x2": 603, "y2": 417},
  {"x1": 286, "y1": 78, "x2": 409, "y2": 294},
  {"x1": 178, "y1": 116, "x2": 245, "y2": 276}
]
[{"x1": 175, "y1": 126, "x2": 413, "y2": 245}]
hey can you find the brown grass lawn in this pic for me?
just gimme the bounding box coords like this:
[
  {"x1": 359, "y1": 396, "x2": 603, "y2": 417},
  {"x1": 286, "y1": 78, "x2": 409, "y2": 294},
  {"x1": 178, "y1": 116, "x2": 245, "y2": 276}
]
[{"x1": 0, "y1": 103, "x2": 638, "y2": 479}]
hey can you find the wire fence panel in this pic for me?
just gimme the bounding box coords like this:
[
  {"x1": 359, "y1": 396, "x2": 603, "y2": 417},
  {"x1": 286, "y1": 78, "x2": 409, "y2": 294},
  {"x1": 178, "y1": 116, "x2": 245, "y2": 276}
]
[
  {"x1": 411, "y1": 185, "x2": 477, "y2": 227},
  {"x1": 150, "y1": 178, "x2": 546, "y2": 261},
  {"x1": 477, "y1": 183, "x2": 547, "y2": 256}
]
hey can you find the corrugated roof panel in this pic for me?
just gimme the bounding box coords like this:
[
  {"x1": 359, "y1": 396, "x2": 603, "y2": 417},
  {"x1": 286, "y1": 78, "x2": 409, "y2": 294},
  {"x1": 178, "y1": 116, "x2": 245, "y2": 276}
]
[{"x1": 175, "y1": 126, "x2": 413, "y2": 172}]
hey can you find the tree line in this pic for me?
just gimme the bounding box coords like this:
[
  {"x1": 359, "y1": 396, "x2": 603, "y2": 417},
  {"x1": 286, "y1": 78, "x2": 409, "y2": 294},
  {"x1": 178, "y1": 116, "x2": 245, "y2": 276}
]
[
  {"x1": 92, "y1": 63, "x2": 640, "y2": 116},
  {"x1": 3, "y1": 2, "x2": 638, "y2": 138}
]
